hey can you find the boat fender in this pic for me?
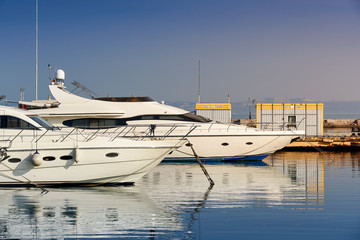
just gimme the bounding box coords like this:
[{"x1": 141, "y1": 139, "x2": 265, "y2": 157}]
[
  {"x1": 0, "y1": 148, "x2": 9, "y2": 162},
  {"x1": 74, "y1": 148, "x2": 80, "y2": 163},
  {"x1": 31, "y1": 151, "x2": 43, "y2": 166}
]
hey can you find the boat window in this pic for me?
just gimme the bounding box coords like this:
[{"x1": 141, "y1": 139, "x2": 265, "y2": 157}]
[
  {"x1": 61, "y1": 113, "x2": 210, "y2": 129},
  {"x1": 0, "y1": 116, "x2": 37, "y2": 129},
  {"x1": 127, "y1": 113, "x2": 211, "y2": 123},
  {"x1": 182, "y1": 113, "x2": 211, "y2": 122},
  {"x1": 8, "y1": 158, "x2": 21, "y2": 163},
  {"x1": 30, "y1": 116, "x2": 56, "y2": 130},
  {"x1": 63, "y1": 118, "x2": 127, "y2": 129},
  {"x1": 43, "y1": 156, "x2": 56, "y2": 161},
  {"x1": 106, "y1": 152, "x2": 119, "y2": 158}
]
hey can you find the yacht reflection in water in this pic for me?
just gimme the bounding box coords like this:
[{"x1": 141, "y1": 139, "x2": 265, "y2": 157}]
[
  {"x1": 140, "y1": 152, "x2": 326, "y2": 210},
  {"x1": 0, "y1": 152, "x2": 349, "y2": 239},
  {"x1": 0, "y1": 187, "x2": 181, "y2": 239}
]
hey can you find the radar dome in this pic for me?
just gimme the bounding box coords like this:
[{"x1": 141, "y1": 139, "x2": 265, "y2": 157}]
[{"x1": 55, "y1": 69, "x2": 65, "y2": 80}]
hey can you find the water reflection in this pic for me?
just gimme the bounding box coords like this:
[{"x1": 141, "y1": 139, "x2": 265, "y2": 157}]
[
  {"x1": 0, "y1": 187, "x2": 179, "y2": 239},
  {"x1": 140, "y1": 153, "x2": 326, "y2": 210},
  {"x1": 0, "y1": 151, "x2": 358, "y2": 239}
]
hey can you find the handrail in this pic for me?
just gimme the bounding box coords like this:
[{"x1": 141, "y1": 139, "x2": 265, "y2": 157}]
[
  {"x1": 0, "y1": 140, "x2": 12, "y2": 149},
  {"x1": 0, "y1": 123, "x2": 201, "y2": 146},
  {"x1": 110, "y1": 126, "x2": 128, "y2": 141},
  {"x1": 11, "y1": 129, "x2": 24, "y2": 143},
  {"x1": 162, "y1": 125, "x2": 177, "y2": 140},
  {"x1": 248, "y1": 119, "x2": 306, "y2": 131},
  {"x1": 60, "y1": 128, "x2": 76, "y2": 142},
  {"x1": 107, "y1": 123, "x2": 201, "y2": 141},
  {"x1": 35, "y1": 129, "x2": 49, "y2": 143},
  {"x1": 208, "y1": 123, "x2": 213, "y2": 132},
  {"x1": 123, "y1": 126, "x2": 136, "y2": 137},
  {"x1": 182, "y1": 125, "x2": 198, "y2": 139},
  {"x1": 85, "y1": 128, "x2": 101, "y2": 142}
]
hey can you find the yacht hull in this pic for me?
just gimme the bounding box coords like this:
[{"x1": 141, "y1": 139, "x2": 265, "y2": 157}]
[
  {"x1": 0, "y1": 139, "x2": 182, "y2": 186},
  {"x1": 163, "y1": 133, "x2": 298, "y2": 161}
]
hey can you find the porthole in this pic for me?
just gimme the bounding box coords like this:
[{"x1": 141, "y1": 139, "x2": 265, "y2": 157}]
[
  {"x1": 246, "y1": 142, "x2": 253, "y2": 145},
  {"x1": 60, "y1": 155, "x2": 73, "y2": 160},
  {"x1": 43, "y1": 156, "x2": 56, "y2": 161},
  {"x1": 168, "y1": 151, "x2": 173, "y2": 155},
  {"x1": 8, "y1": 158, "x2": 21, "y2": 163},
  {"x1": 221, "y1": 142, "x2": 229, "y2": 146},
  {"x1": 185, "y1": 143, "x2": 192, "y2": 147},
  {"x1": 106, "y1": 152, "x2": 119, "y2": 158}
]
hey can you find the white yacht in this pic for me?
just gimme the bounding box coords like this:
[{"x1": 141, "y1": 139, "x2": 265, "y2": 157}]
[
  {"x1": 0, "y1": 106, "x2": 184, "y2": 186},
  {"x1": 18, "y1": 69, "x2": 304, "y2": 162}
]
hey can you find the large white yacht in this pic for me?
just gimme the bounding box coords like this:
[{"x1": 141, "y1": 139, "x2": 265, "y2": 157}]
[
  {"x1": 18, "y1": 69, "x2": 304, "y2": 162},
  {"x1": 0, "y1": 106, "x2": 184, "y2": 186}
]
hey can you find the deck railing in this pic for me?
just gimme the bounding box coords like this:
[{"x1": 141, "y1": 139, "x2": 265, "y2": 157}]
[{"x1": 0, "y1": 124, "x2": 199, "y2": 148}]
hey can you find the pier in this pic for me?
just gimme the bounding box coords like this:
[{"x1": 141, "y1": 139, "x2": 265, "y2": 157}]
[
  {"x1": 233, "y1": 118, "x2": 360, "y2": 150},
  {"x1": 285, "y1": 137, "x2": 360, "y2": 150}
]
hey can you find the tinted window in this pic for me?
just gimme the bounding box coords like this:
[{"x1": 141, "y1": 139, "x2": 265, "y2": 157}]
[
  {"x1": 62, "y1": 113, "x2": 211, "y2": 129},
  {"x1": 30, "y1": 116, "x2": 56, "y2": 130},
  {"x1": 63, "y1": 118, "x2": 127, "y2": 129},
  {"x1": 0, "y1": 116, "x2": 36, "y2": 129},
  {"x1": 128, "y1": 113, "x2": 210, "y2": 123}
]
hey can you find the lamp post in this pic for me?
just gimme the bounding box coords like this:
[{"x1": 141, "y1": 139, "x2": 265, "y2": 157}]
[{"x1": 248, "y1": 98, "x2": 256, "y2": 119}]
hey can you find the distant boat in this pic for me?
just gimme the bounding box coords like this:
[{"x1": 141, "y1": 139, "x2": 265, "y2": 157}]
[
  {"x1": 18, "y1": 69, "x2": 305, "y2": 162},
  {"x1": 0, "y1": 106, "x2": 184, "y2": 186}
]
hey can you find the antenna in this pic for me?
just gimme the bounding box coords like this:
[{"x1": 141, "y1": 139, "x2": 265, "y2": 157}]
[
  {"x1": 35, "y1": 0, "x2": 38, "y2": 100},
  {"x1": 198, "y1": 60, "x2": 200, "y2": 103},
  {"x1": 48, "y1": 64, "x2": 53, "y2": 81},
  {"x1": 71, "y1": 81, "x2": 98, "y2": 99},
  {"x1": 20, "y1": 88, "x2": 25, "y2": 101}
]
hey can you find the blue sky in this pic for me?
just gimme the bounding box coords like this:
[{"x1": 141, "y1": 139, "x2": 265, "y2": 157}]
[{"x1": 1, "y1": 0, "x2": 360, "y2": 103}]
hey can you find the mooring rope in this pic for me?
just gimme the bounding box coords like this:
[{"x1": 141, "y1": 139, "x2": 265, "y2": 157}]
[
  {"x1": 186, "y1": 139, "x2": 215, "y2": 186},
  {"x1": 289, "y1": 129, "x2": 335, "y2": 161},
  {"x1": 0, "y1": 161, "x2": 48, "y2": 195},
  {"x1": 302, "y1": 138, "x2": 336, "y2": 161}
]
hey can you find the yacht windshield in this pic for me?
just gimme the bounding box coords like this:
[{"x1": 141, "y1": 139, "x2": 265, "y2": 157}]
[
  {"x1": 183, "y1": 113, "x2": 211, "y2": 123},
  {"x1": 125, "y1": 113, "x2": 211, "y2": 123},
  {"x1": 30, "y1": 116, "x2": 56, "y2": 130}
]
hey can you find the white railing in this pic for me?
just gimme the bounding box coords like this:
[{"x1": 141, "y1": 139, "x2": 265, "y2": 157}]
[
  {"x1": 0, "y1": 124, "x2": 199, "y2": 147},
  {"x1": 255, "y1": 118, "x2": 305, "y2": 131}
]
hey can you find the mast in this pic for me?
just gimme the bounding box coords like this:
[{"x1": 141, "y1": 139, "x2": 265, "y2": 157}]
[
  {"x1": 35, "y1": 0, "x2": 38, "y2": 100},
  {"x1": 197, "y1": 60, "x2": 200, "y2": 103}
]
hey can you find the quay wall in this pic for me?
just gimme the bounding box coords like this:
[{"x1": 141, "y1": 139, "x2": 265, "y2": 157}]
[
  {"x1": 232, "y1": 118, "x2": 360, "y2": 137},
  {"x1": 232, "y1": 118, "x2": 360, "y2": 149}
]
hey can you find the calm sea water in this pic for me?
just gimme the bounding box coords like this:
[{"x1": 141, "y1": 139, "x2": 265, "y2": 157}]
[{"x1": 0, "y1": 151, "x2": 359, "y2": 239}]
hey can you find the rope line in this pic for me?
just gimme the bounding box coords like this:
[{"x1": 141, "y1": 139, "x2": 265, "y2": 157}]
[
  {"x1": 186, "y1": 139, "x2": 215, "y2": 186},
  {"x1": 0, "y1": 161, "x2": 48, "y2": 194}
]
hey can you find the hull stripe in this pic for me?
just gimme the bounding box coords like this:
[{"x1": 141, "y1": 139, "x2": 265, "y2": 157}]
[{"x1": 163, "y1": 154, "x2": 270, "y2": 162}]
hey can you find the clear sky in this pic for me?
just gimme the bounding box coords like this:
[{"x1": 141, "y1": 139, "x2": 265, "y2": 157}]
[{"x1": 1, "y1": 0, "x2": 360, "y2": 103}]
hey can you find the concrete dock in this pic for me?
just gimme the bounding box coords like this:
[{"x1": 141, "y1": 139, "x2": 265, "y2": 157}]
[
  {"x1": 234, "y1": 118, "x2": 360, "y2": 150},
  {"x1": 285, "y1": 137, "x2": 360, "y2": 150}
]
